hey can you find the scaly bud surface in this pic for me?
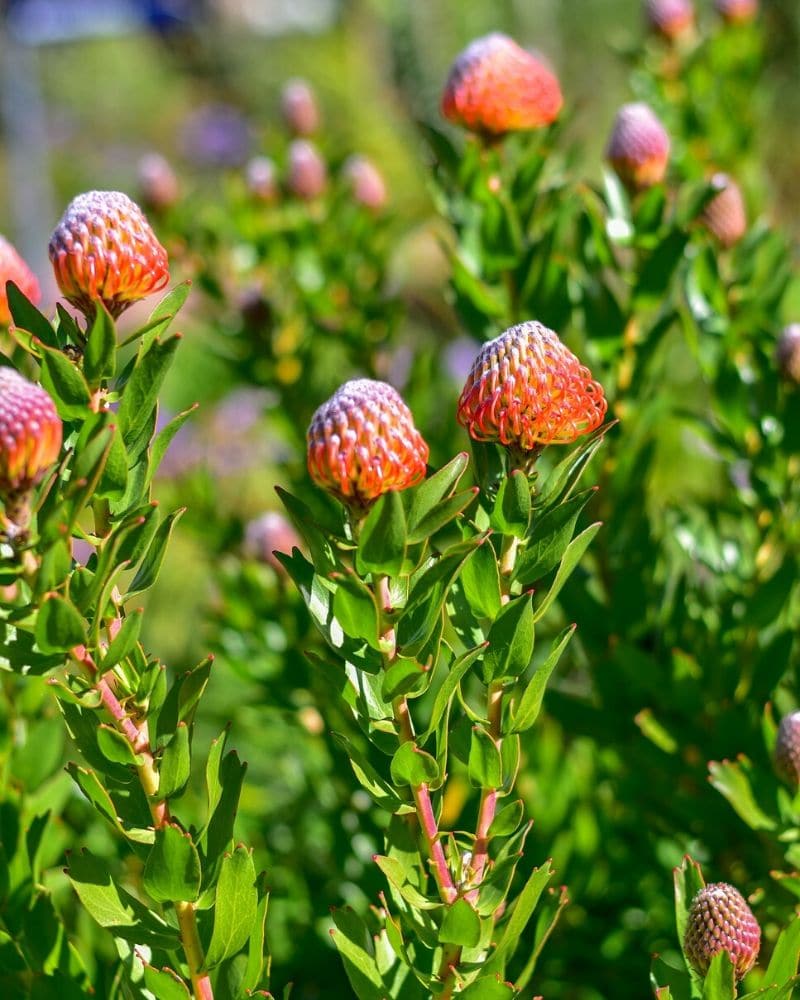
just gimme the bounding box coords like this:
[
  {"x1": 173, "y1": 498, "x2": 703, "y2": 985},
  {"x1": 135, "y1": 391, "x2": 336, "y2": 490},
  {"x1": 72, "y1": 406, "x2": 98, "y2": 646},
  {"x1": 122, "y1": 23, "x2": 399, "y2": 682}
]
[
  {"x1": 281, "y1": 78, "x2": 321, "y2": 136},
  {"x1": 776, "y1": 324, "x2": 800, "y2": 383},
  {"x1": 606, "y1": 103, "x2": 670, "y2": 190},
  {"x1": 645, "y1": 0, "x2": 695, "y2": 39},
  {"x1": 775, "y1": 711, "x2": 800, "y2": 786},
  {"x1": 307, "y1": 379, "x2": 428, "y2": 508},
  {"x1": 684, "y1": 883, "x2": 760, "y2": 980},
  {"x1": 714, "y1": 0, "x2": 758, "y2": 24},
  {"x1": 457, "y1": 321, "x2": 607, "y2": 456},
  {"x1": 49, "y1": 190, "x2": 169, "y2": 319},
  {"x1": 701, "y1": 174, "x2": 747, "y2": 248},
  {"x1": 287, "y1": 141, "x2": 328, "y2": 200},
  {"x1": 0, "y1": 236, "x2": 41, "y2": 327},
  {"x1": 441, "y1": 33, "x2": 563, "y2": 135}
]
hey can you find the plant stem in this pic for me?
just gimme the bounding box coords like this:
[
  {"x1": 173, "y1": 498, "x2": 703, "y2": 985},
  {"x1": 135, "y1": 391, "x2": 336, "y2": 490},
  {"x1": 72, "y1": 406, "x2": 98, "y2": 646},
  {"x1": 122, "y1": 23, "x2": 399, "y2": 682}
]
[
  {"x1": 467, "y1": 681, "x2": 504, "y2": 899},
  {"x1": 438, "y1": 943, "x2": 463, "y2": 999},
  {"x1": 176, "y1": 901, "x2": 215, "y2": 1000}
]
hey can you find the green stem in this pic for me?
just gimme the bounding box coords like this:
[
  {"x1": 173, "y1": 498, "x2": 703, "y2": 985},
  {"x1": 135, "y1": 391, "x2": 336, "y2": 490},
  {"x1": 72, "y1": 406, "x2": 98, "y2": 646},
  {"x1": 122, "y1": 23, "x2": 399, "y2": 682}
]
[{"x1": 176, "y1": 901, "x2": 215, "y2": 1000}]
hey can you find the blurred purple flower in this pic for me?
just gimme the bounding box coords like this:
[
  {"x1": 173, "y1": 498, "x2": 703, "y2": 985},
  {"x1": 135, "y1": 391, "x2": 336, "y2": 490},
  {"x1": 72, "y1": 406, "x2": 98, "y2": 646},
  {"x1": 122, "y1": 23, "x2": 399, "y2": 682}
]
[
  {"x1": 181, "y1": 103, "x2": 252, "y2": 168},
  {"x1": 445, "y1": 336, "x2": 480, "y2": 385}
]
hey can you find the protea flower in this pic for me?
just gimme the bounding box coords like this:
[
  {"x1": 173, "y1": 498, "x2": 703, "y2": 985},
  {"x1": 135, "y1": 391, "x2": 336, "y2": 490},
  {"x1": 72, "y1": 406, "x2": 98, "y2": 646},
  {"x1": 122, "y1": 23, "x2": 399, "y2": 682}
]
[
  {"x1": 441, "y1": 33, "x2": 563, "y2": 136},
  {"x1": 684, "y1": 883, "x2": 760, "y2": 980},
  {"x1": 457, "y1": 321, "x2": 607, "y2": 464},
  {"x1": 246, "y1": 156, "x2": 278, "y2": 202},
  {"x1": 606, "y1": 103, "x2": 670, "y2": 190},
  {"x1": 775, "y1": 711, "x2": 800, "y2": 786},
  {"x1": 281, "y1": 78, "x2": 321, "y2": 136},
  {"x1": 701, "y1": 174, "x2": 747, "y2": 248},
  {"x1": 645, "y1": 0, "x2": 695, "y2": 39},
  {"x1": 0, "y1": 236, "x2": 41, "y2": 327},
  {"x1": 137, "y1": 153, "x2": 180, "y2": 212},
  {"x1": 307, "y1": 379, "x2": 429, "y2": 508},
  {"x1": 0, "y1": 367, "x2": 62, "y2": 527},
  {"x1": 244, "y1": 511, "x2": 302, "y2": 572},
  {"x1": 714, "y1": 0, "x2": 758, "y2": 24},
  {"x1": 775, "y1": 324, "x2": 800, "y2": 383},
  {"x1": 286, "y1": 141, "x2": 327, "y2": 200},
  {"x1": 49, "y1": 191, "x2": 169, "y2": 320},
  {"x1": 343, "y1": 155, "x2": 387, "y2": 211}
]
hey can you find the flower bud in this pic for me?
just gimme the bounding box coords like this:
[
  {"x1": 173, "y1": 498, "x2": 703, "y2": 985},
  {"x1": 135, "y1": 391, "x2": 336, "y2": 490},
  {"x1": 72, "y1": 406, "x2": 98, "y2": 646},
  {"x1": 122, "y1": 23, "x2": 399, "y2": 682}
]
[
  {"x1": 343, "y1": 155, "x2": 387, "y2": 211},
  {"x1": 441, "y1": 33, "x2": 563, "y2": 136},
  {"x1": 645, "y1": 0, "x2": 695, "y2": 39},
  {"x1": 286, "y1": 140, "x2": 327, "y2": 200},
  {"x1": 0, "y1": 367, "x2": 62, "y2": 526},
  {"x1": 0, "y1": 236, "x2": 41, "y2": 327},
  {"x1": 281, "y1": 78, "x2": 321, "y2": 136},
  {"x1": 684, "y1": 883, "x2": 760, "y2": 980},
  {"x1": 457, "y1": 321, "x2": 607, "y2": 456},
  {"x1": 714, "y1": 0, "x2": 758, "y2": 24},
  {"x1": 137, "y1": 153, "x2": 180, "y2": 212},
  {"x1": 775, "y1": 324, "x2": 800, "y2": 383},
  {"x1": 244, "y1": 511, "x2": 301, "y2": 572},
  {"x1": 701, "y1": 174, "x2": 747, "y2": 248},
  {"x1": 775, "y1": 711, "x2": 800, "y2": 786},
  {"x1": 246, "y1": 156, "x2": 278, "y2": 202},
  {"x1": 606, "y1": 103, "x2": 670, "y2": 190},
  {"x1": 307, "y1": 379, "x2": 429, "y2": 508},
  {"x1": 49, "y1": 191, "x2": 169, "y2": 320}
]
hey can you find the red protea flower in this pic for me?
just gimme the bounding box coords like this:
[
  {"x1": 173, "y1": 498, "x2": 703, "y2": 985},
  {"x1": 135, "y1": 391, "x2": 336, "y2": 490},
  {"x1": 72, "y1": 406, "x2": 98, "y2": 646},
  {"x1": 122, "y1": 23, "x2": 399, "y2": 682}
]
[
  {"x1": 286, "y1": 141, "x2": 328, "y2": 200},
  {"x1": 775, "y1": 711, "x2": 800, "y2": 786},
  {"x1": 307, "y1": 379, "x2": 429, "y2": 508},
  {"x1": 457, "y1": 321, "x2": 607, "y2": 461},
  {"x1": 281, "y1": 78, "x2": 321, "y2": 136},
  {"x1": 49, "y1": 190, "x2": 170, "y2": 320},
  {"x1": 0, "y1": 367, "x2": 62, "y2": 527},
  {"x1": 701, "y1": 174, "x2": 747, "y2": 248},
  {"x1": 714, "y1": 0, "x2": 758, "y2": 24},
  {"x1": 606, "y1": 103, "x2": 671, "y2": 190},
  {"x1": 645, "y1": 0, "x2": 695, "y2": 39},
  {"x1": 776, "y1": 324, "x2": 800, "y2": 383},
  {"x1": 0, "y1": 236, "x2": 41, "y2": 327},
  {"x1": 343, "y1": 155, "x2": 387, "y2": 211},
  {"x1": 684, "y1": 883, "x2": 760, "y2": 980},
  {"x1": 441, "y1": 33, "x2": 563, "y2": 136}
]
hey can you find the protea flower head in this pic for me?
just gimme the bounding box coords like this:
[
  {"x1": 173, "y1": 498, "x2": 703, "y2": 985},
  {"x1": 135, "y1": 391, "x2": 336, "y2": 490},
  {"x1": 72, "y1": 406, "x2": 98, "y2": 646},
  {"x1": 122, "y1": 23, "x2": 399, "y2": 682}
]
[
  {"x1": 246, "y1": 156, "x2": 278, "y2": 202},
  {"x1": 701, "y1": 173, "x2": 747, "y2": 248},
  {"x1": 457, "y1": 321, "x2": 607, "y2": 463},
  {"x1": 137, "y1": 153, "x2": 180, "y2": 212},
  {"x1": 441, "y1": 33, "x2": 563, "y2": 136},
  {"x1": 49, "y1": 191, "x2": 169, "y2": 320},
  {"x1": 307, "y1": 379, "x2": 429, "y2": 508},
  {"x1": 606, "y1": 103, "x2": 671, "y2": 190},
  {"x1": 684, "y1": 883, "x2": 760, "y2": 980},
  {"x1": 0, "y1": 367, "x2": 62, "y2": 526},
  {"x1": 776, "y1": 324, "x2": 800, "y2": 383},
  {"x1": 281, "y1": 78, "x2": 321, "y2": 136},
  {"x1": 244, "y1": 511, "x2": 302, "y2": 572},
  {"x1": 714, "y1": 0, "x2": 758, "y2": 24},
  {"x1": 0, "y1": 236, "x2": 41, "y2": 327},
  {"x1": 645, "y1": 0, "x2": 695, "y2": 39},
  {"x1": 775, "y1": 710, "x2": 800, "y2": 786},
  {"x1": 286, "y1": 140, "x2": 328, "y2": 200},
  {"x1": 343, "y1": 155, "x2": 387, "y2": 211}
]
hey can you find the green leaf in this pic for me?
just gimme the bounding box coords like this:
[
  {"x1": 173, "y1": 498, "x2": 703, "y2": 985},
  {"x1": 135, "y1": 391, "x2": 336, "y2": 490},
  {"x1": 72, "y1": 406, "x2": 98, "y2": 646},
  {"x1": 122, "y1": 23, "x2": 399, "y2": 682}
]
[
  {"x1": 83, "y1": 301, "x2": 116, "y2": 384},
  {"x1": 490, "y1": 470, "x2": 531, "y2": 539},
  {"x1": 125, "y1": 508, "x2": 186, "y2": 598},
  {"x1": 390, "y1": 742, "x2": 440, "y2": 787},
  {"x1": 99, "y1": 609, "x2": 143, "y2": 669},
  {"x1": 118, "y1": 335, "x2": 181, "y2": 448},
  {"x1": 330, "y1": 732, "x2": 404, "y2": 812},
  {"x1": 508, "y1": 625, "x2": 576, "y2": 733},
  {"x1": 406, "y1": 453, "x2": 469, "y2": 534},
  {"x1": 356, "y1": 491, "x2": 407, "y2": 577},
  {"x1": 140, "y1": 281, "x2": 191, "y2": 350},
  {"x1": 764, "y1": 915, "x2": 800, "y2": 984},
  {"x1": 440, "y1": 898, "x2": 482, "y2": 947},
  {"x1": 459, "y1": 976, "x2": 516, "y2": 1000},
  {"x1": 708, "y1": 758, "x2": 777, "y2": 831},
  {"x1": 381, "y1": 657, "x2": 431, "y2": 701},
  {"x1": 95, "y1": 425, "x2": 128, "y2": 502},
  {"x1": 483, "y1": 861, "x2": 553, "y2": 978},
  {"x1": 6, "y1": 281, "x2": 59, "y2": 347},
  {"x1": 468, "y1": 725, "x2": 502, "y2": 788},
  {"x1": 515, "y1": 488, "x2": 597, "y2": 584},
  {"x1": 96, "y1": 724, "x2": 143, "y2": 767},
  {"x1": 702, "y1": 951, "x2": 736, "y2": 1000},
  {"x1": 142, "y1": 965, "x2": 191, "y2": 1000},
  {"x1": 35, "y1": 595, "x2": 86, "y2": 653},
  {"x1": 332, "y1": 574, "x2": 380, "y2": 649},
  {"x1": 202, "y1": 749, "x2": 247, "y2": 878},
  {"x1": 241, "y1": 874, "x2": 270, "y2": 994},
  {"x1": 489, "y1": 799, "x2": 524, "y2": 838},
  {"x1": 66, "y1": 763, "x2": 153, "y2": 843},
  {"x1": 143, "y1": 824, "x2": 201, "y2": 903},
  {"x1": 39, "y1": 345, "x2": 91, "y2": 419},
  {"x1": 532, "y1": 523, "x2": 601, "y2": 623},
  {"x1": 148, "y1": 403, "x2": 198, "y2": 483},
  {"x1": 674, "y1": 855, "x2": 705, "y2": 961},
  {"x1": 422, "y1": 644, "x2": 487, "y2": 742},
  {"x1": 158, "y1": 722, "x2": 191, "y2": 800},
  {"x1": 483, "y1": 593, "x2": 534, "y2": 684},
  {"x1": 407, "y1": 488, "x2": 478, "y2": 545},
  {"x1": 460, "y1": 541, "x2": 503, "y2": 620},
  {"x1": 330, "y1": 907, "x2": 387, "y2": 1000},
  {"x1": 205, "y1": 845, "x2": 258, "y2": 967}
]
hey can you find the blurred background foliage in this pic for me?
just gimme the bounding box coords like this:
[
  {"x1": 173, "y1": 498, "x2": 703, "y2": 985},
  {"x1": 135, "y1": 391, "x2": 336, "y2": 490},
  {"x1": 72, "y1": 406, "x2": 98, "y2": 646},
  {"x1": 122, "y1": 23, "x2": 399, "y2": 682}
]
[{"x1": 1, "y1": 1, "x2": 800, "y2": 998}]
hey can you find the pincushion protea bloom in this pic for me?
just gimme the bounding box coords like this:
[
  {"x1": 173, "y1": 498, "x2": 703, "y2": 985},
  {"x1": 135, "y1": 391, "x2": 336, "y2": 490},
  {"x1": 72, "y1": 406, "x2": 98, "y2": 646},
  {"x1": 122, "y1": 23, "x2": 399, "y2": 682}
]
[
  {"x1": 0, "y1": 236, "x2": 41, "y2": 327},
  {"x1": 606, "y1": 103, "x2": 670, "y2": 190},
  {"x1": 0, "y1": 367, "x2": 62, "y2": 526},
  {"x1": 645, "y1": 0, "x2": 695, "y2": 39},
  {"x1": 714, "y1": 0, "x2": 758, "y2": 24},
  {"x1": 701, "y1": 174, "x2": 747, "y2": 248},
  {"x1": 684, "y1": 883, "x2": 760, "y2": 980},
  {"x1": 776, "y1": 324, "x2": 800, "y2": 383},
  {"x1": 457, "y1": 321, "x2": 607, "y2": 460},
  {"x1": 49, "y1": 191, "x2": 169, "y2": 320},
  {"x1": 307, "y1": 379, "x2": 429, "y2": 508},
  {"x1": 775, "y1": 711, "x2": 800, "y2": 786},
  {"x1": 441, "y1": 33, "x2": 563, "y2": 136}
]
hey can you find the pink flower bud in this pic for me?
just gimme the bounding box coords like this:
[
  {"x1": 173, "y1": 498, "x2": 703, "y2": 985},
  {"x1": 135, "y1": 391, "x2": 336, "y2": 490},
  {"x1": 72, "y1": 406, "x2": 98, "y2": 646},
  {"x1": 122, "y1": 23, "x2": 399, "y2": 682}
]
[
  {"x1": 775, "y1": 324, "x2": 800, "y2": 383},
  {"x1": 714, "y1": 0, "x2": 758, "y2": 24},
  {"x1": 701, "y1": 174, "x2": 747, "y2": 248},
  {"x1": 606, "y1": 103, "x2": 670, "y2": 190},
  {"x1": 246, "y1": 156, "x2": 278, "y2": 202},
  {"x1": 775, "y1": 710, "x2": 800, "y2": 786},
  {"x1": 281, "y1": 78, "x2": 321, "y2": 136},
  {"x1": 645, "y1": 0, "x2": 695, "y2": 39},
  {"x1": 0, "y1": 236, "x2": 41, "y2": 327},
  {"x1": 342, "y1": 155, "x2": 387, "y2": 211},
  {"x1": 137, "y1": 153, "x2": 180, "y2": 212},
  {"x1": 286, "y1": 141, "x2": 327, "y2": 200},
  {"x1": 244, "y1": 511, "x2": 301, "y2": 572},
  {"x1": 684, "y1": 883, "x2": 760, "y2": 980}
]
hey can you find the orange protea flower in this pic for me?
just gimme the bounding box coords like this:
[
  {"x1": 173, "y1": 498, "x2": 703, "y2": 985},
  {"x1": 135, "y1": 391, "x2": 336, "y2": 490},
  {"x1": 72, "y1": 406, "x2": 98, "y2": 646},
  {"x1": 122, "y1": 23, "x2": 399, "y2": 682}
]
[
  {"x1": 0, "y1": 367, "x2": 62, "y2": 527},
  {"x1": 714, "y1": 0, "x2": 758, "y2": 24},
  {"x1": 441, "y1": 33, "x2": 563, "y2": 136},
  {"x1": 606, "y1": 103, "x2": 670, "y2": 191},
  {"x1": 684, "y1": 884, "x2": 760, "y2": 980},
  {"x1": 0, "y1": 236, "x2": 41, "y2": 327},
  {"x1": 645, "y1": 0, "x2": 695, "y2": 39},
  {"x1": 49, "y1": 190, "x2": 169, "y2": 320},
  {"x1": 457, "y1": 321, "x2": 607, "y2": 459},
  {"x1": 701, "y1": 173, "x2": 747, "y2": 248},
  {"x1": 307, "y1": 379, "x2": 429, "y2": 508}
]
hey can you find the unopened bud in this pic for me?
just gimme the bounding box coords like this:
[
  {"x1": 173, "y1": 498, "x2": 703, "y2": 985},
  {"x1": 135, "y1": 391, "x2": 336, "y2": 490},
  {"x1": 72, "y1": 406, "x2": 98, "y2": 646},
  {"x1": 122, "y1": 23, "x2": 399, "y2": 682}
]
[
  {"x1": 137, "y1": 153, "x2": 180, "y2": 212},
  {"x1": 776, "y1": 325, "x2": 800, "y2": 383},
  {"x1": 246, "y1": 156, "x2": 278, "y2": 202},
  {"x1": 684, "y1": 883, "x2": 760, "y2": 980},
  {"x1": 606, "y1": 103, "x2": 670, "y2": 190},
  {"x1": 287, "y1": 141, "x2": 327, "y2": 200},
  {"x1": 775, "y1": 711, "x2": 800, "y2": 786},
  {"x1": 701, "y1": 173, "x2": 747, "y2": 248},
  {"x1": 244, "y1": 511, "x2": 301, "y2": 572},
  {"x1": 0, "y1": 236, "x2": 41, "y2": 327},
  {"x1": 714, "y1": 0, "x2": 758, "y2": 24},
  {"x1": 281, "y1": 79, "x2": 320, "y2": 136},
  {"x1": 343, "y1": 155, "x2": 387, "y2": 211},
  {"x1": 645, "y1": 0, "x2": 695, "y2": 39}
]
